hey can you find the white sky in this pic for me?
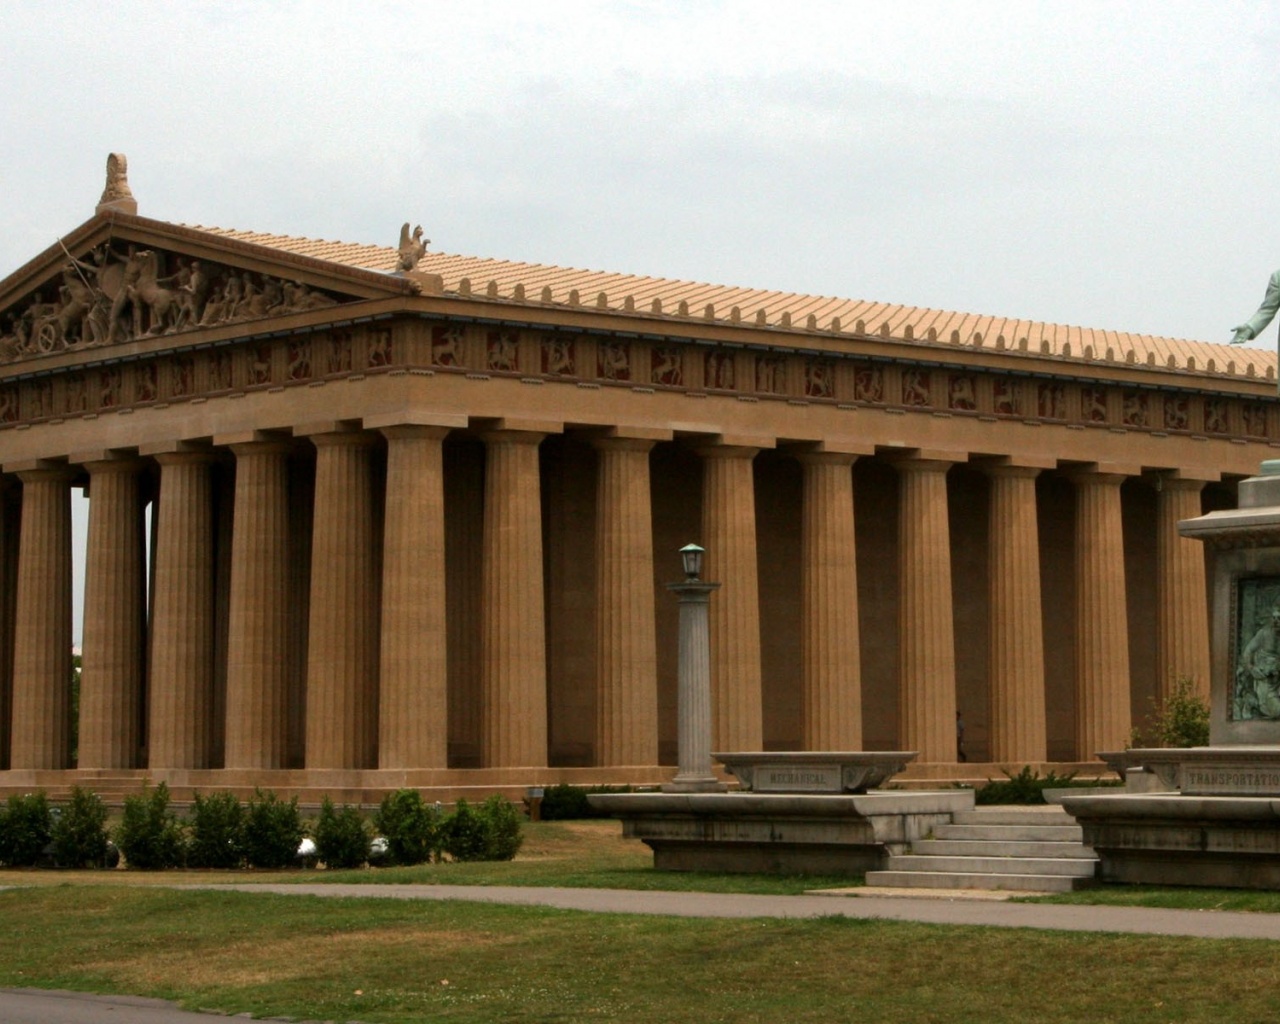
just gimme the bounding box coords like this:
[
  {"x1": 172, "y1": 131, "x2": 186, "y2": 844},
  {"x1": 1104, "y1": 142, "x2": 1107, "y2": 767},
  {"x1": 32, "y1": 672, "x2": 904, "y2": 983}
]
[{"x1": 3, "y1": 0, "x2": 1280, "y2": 639}]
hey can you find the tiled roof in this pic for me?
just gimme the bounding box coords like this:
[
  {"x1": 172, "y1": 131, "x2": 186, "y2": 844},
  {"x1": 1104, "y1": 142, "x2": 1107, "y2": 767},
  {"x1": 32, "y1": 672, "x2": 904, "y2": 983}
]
[{"x1": 191, "y1": 225, "x2": 1278, "y2": 384}]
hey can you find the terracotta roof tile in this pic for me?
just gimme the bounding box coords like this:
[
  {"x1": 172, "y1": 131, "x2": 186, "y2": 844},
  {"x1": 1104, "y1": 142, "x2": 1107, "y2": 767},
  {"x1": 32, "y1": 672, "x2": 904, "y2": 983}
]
[{"x1": 189, "y1": 224, "x2": 1278, "y2": 383}]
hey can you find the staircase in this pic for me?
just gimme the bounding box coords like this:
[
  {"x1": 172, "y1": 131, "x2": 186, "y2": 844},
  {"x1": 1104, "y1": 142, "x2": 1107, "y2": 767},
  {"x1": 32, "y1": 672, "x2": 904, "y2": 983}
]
[{"x1": 864, "y1": 805, "x2": 1098, "y2": 893}]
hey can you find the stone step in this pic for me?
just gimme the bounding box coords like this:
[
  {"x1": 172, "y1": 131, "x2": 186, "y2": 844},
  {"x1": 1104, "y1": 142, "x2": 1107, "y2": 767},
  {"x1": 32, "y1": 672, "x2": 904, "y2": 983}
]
[
  {"x1": 865, "y1": 869, "x2": 1090, "y2": 893},
  {"x1": 914, "y1": 838, "x2": 1095, "y2": 859},
  {"x1": 952, "y1": 807, "x2": 1076, "y2": 826},
  {"x1": 934, "y1": 823, "x2": 1084, "y2": 842},
  {"x1": 885, "y1": 853, "x2": 1097, "y2": 877}
]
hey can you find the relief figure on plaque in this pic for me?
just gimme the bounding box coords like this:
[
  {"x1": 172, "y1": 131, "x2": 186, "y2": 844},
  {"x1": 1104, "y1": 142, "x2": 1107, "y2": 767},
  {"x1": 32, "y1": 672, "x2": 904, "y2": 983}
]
[{"x1": 1234, "y1": 579, "x2": 1280, "y2": 720}]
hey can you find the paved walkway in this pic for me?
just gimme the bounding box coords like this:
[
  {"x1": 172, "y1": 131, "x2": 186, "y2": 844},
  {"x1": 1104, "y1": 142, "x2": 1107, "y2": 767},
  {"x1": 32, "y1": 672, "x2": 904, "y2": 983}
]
[{"x1": 178, "y1": 882, "x2": 1280, "y2": 940}]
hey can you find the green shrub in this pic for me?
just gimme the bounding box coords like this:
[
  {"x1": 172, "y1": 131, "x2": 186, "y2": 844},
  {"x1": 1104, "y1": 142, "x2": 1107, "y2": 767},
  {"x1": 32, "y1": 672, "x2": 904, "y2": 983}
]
[
  {"x1": 51, "y1": 787, "x2": 110, "y2": 868},
  {"x1": 373, "y1": 789, "x2": 441, "y2": 866},
  {"x1": 480, "y1": 795, "x2": 524, "y2": 861},
  {"x1": 186, "y1": 791, "x2": 245, "y2": 869},
  {"x1": 975, "y1": 767, "x2": 1080, "y2": 805},
  {"x1": 1153, "y1": 677, "x2": 1210, "y2": 748},
  {"x1": 536, "y1": 784, "x2": 630, "y2": 821},
  {"x1": 0, "y1": 792, "x2": 53, "y2": 867},
  {"x1": 116, "y1": 783, "x2": 186, "y2": 870},
  {"x1": 440, "y1": 796, "x2": 524, "y2": 862},
  {"x1": 314, "y1": 797, "x2": 369, "y2": 869},
  {"x1": 242, "y1": 789, "x2": 305, "y2": 869}
]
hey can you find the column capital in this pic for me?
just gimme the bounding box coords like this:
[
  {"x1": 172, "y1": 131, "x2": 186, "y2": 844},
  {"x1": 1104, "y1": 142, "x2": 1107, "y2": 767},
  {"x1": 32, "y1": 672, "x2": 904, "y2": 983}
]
[
  {"x1": 80, "y1": 455, "x2": 147, "y2": 475},
  {"x1": 796, "y1": 450, "x2": 859, "y2": 468},
  {"x1": 693, "y1": 443, "x2": 760, "y2": 461},
  {"x1": 1147, "y1": 471, "x2": 1211, "y2": 492},
  {"x1": 379, "y1": 424, "x2": 452, "y2": 442},
  {"x1": 228, "y1": 439, "x2": 294, "y2": 458},
  {"x1": 591, "y1": 436, "x2": 656, "y2": 454},
  {"x1": 154, "y1": 449, "x2": 219, "y2": 468},
  {"x1": 479, "y1": 428, "x2": 546, "y2": 446},
  {"x1": 12, "y1": 463, "x2": 75, "y2": 484},
  {"x1": 1062, "y1": 466, "x2": 1130, "y2": 487},
  {"x1": 980, "y1": 463, "x2": 1043, "y2": 480},
  {"x1": 888, "y1": 456, "x2": 958, "y2": 475},
  {"x1": 305, "y1": 429, "x2": 378, "y2": 450}
]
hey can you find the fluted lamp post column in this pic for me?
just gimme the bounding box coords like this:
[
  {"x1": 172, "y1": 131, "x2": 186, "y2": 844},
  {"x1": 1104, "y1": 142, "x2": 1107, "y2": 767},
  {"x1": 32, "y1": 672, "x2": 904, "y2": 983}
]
[{"x1": 663, "y1": 544, "x2": 724, "y2": 792}]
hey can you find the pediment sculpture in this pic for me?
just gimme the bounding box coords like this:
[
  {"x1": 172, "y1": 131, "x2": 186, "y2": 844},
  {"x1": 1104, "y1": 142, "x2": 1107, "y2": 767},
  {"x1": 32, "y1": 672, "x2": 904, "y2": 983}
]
[{"x1": 0, "y1": 241, "x2": 345, "y2": 364}]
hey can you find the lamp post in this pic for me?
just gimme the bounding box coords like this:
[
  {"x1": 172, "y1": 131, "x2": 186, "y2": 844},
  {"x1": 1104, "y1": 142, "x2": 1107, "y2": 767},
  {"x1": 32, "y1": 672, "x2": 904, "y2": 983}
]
[{"x1": 663, "y1": 543, "x2": 724, "y2": 792}]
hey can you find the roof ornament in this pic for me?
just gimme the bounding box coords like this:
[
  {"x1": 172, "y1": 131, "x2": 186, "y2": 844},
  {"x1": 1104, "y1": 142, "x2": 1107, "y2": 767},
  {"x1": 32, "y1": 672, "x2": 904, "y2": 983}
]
[
  {"x1": 395, "y1": 223, "x2": 429, "y2": 272},
  {"x1": 96, "y1": 152, "x2": 137, "y2": 216}
]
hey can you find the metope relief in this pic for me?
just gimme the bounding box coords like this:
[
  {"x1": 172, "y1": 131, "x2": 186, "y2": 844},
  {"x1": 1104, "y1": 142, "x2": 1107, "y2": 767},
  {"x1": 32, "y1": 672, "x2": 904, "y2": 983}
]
[
  {"x1": 853, "y1": 367, "x2": 883, "y2": 403},
  {"x1": 1037, "y1": 383, "x2": 1065, "y2": 420},
  {"x1": 1084, "y1": 387, "x2": 1108, "y2": 423},
  {"x1": 902, "y1": 369, "x2": 930, "y2": 407},
  {"x1": 1205, "y1": 398, "x2": 1229, "y2": 434},
  {"x1": 367, "y1": 329, "x2": 393, "y2": 368},
  {"x1": 993, "y1": 378, "x2": 1019, "y2": 416},
  {"x1": 947, "y1": 375, "x2": 976, "y2": 411},
  {"x1": 705, "y1": 350, "x2": 734, "y2": 390},
  {"x1": 755, "y1": 355, "x2": 785, "y2": 394},
  {"x1": 0, "y1": 242, "x2": 348, "y2": 364},
  {"x1": 804, "y1": 360, "x2": 834, "y2": 399},
  {"x1": 135, "y1": 363, "x2": 158, "y2": 404},
  {"x1": 1122, "y1": 390, "x2": 1148, "y2": 428},
  {"x1": 1244, "y1": 403, "x2": 1268, "y2": 438},
  {"x1": 486, "y1": 330, "x2": 519, "y2": 372},
  {"x1": 328, "y1": 331, "x2": 353, "y2": 375},
  {"x1": 651, "y1": 346, "x2": 683, "y2": 387},
  {"x1": 432, "y1": 325, "x2": 464, "y2": 367},
  {"x1": 598, "y1": 341, "x2": 631, "y2": 381},
  {"x1": 542, "y1": 335, "x2": 575, "y2": 376},
  {"x1": 287, "y1": 340, "x2": 312, "y2": 381},
  {"x1": 1164, "y1": 394, "x2": 1189, "y2": 430}
]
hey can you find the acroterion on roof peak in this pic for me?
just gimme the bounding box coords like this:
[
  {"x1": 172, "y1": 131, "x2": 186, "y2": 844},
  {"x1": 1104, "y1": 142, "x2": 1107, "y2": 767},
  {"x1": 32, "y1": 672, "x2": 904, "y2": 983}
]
[{"x1": 186, "y1": 222, "x2": 1276, "y2": 383}]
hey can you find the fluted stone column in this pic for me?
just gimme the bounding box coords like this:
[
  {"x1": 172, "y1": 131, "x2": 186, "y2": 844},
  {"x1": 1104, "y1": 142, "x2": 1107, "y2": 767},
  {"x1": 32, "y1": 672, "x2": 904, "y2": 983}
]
[
  {"x1": 305, "y1": 431, "x2": 380, "y2": 770},
  {"x1": 593, "y1": 437, "x2": 659, "y2": 766},
  {"x1": 984, "y1": 465, "x2": 1048, "y2": 763},
  {"x1": 480, "y1": 430, "x2": 548, "y2": 768},
  {"x1": 149, "y1": 451, "x2": 217, "y2": 769},
  {"x1": 379, "y1": 426, "x2": 449, "y2": 769},
  {"x1": 10, "y1": 467, "x2": 74, "y2": 769},
  {"x1": 1156, "y1": 476, "x2": 1211, "y2": 700},
  {"x1": 698, "y1": 445, "x2": 763, "y2": 753},
  {"x1": 1070, "y1": 470, "x2": 1132, "y2": 758},
  {"x1": 894, "y1": 458, "x2": 958, "y2": 762},
  {"x1": 79, "y1": 458, "x2": 145, "y2": 769},
  {"x1": 799, "y1": 452, "x2": 861, "y2": 750},
  {"x1": 225, "y1": 441, "x2": 292, "y2": 769}
]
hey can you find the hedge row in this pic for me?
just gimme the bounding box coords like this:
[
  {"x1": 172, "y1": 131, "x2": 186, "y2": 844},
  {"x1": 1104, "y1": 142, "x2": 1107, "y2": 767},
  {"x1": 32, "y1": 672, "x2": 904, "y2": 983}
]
[{"x1": 0, "y1": 785, "x2": 523, "y2": 870}]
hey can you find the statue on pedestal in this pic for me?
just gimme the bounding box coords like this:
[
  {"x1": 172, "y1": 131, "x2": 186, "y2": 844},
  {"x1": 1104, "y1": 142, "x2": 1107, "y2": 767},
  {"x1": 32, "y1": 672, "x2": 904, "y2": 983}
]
[{"x1": 1231, "y1": 269, "x2": 1280, "y2": 345}]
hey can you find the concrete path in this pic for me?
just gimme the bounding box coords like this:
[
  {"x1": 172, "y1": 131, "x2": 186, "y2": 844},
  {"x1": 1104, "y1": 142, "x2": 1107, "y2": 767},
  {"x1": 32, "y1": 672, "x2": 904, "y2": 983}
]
[
  {"x1": 178, "y1": 882, "x2": 1280, "y2": 940},
  {"x1": 0, "y1": 988, "x2": 251, "y2": 1024}
]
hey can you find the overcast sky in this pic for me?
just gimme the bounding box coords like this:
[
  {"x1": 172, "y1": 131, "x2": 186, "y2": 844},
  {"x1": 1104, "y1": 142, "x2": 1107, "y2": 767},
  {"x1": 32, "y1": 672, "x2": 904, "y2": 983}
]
[
  {"x1": 5, "y1": 1, "x2": 1280, "y2": 349},
  {"x1": 4, "y1": 1, "x2": 1280, "y2": 641}
]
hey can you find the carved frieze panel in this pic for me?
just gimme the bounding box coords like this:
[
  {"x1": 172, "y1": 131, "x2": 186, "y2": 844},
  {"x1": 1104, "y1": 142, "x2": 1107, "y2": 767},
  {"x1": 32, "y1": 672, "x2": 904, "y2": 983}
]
[
  {"x1": 542, "y1": 335, "x2": 575, "y2": 376},
  {"x1": 1205, "y1": 398, "x2": 1229, "y2": 434},
  {"x1": 651, "y1": 346, "x2": 683, "y2": 386},
  {"x1": 250, "y1": 343, "x2": 274, "y2": 385},
  {"x1": 993, "y1": 378, "x2": 1019, "y2": 415},
  {"x1": 598, "y1": 341, "x2": 631, "y2": 381},
  {"x1": 854, "y1": 366, "x2": 883, "y2": 403},
  {"x1": 210, "y1": 349, "x2": 234, "y2": 392},
  {"x1": 1163, "y1": 394, "x2": 1189, "y2": 430},
  {"x1": 947, "y1": 374, "x2": 976, "y2": 411},
  {"x1": 705, "y1": 350, "x2": 734, "y2": 389},
  {"x1": 432, "y1": 325, "x2": 464, "y2": 367},
  {"x1": 0, "y1": 387, "x2": 16, "y2": 422},
  {"x1": 136, "y1": 362, "x2": 158, "y2": 404},
  {"x1": 804, "y1": 360, "x2": 834, "y2": 398},
  {"x1": 1244, "y1": 402, "x2": 1268, "y2": 438},
  {"x1": 1122, "y1": 390, "x2": 1148, "y2": 428},
  {"x1": 0, "y1": 241, "x2": 347, "y2": 365},
  {"x1": 329, "y1": 331, "x2": 353, "y2": 375},
  {"x1": 367, "y1": 328, "x2": 393, "y2": 368},
  {"x1": 98, "y1": 367, "x2": 122, "y2": 408},
  {"x1": 486, "y1": 330, "x2": 519, "y2": 372},
  {"x1": 755, "y1": 354, "x2": 785, "y2": 393},
  {"x1": 171, "y1": 356, "x2": 195, "y2": 397},
  {"x1": 66, "y1": 373, "x2": 87, "y2": 413},
  {"x1": 1038, "y1": 383, "x2": 1065, "y2": 420},
  {"x1": 287, "y1": 339, "x2": 312, "y2": 381},
  {"x1": 902, "y1": 369, "x2": 930, "y2": 407},
  {"x1": 1083, "y1": 386, "x2": 1108, "y2": 423}
]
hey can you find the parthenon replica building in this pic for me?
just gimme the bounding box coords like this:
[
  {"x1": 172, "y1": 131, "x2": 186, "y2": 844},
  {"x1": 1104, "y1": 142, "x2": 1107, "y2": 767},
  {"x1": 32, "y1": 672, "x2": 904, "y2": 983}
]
[{"x1": 0, "y1": 156, "x2": 1273, "y2": 801}]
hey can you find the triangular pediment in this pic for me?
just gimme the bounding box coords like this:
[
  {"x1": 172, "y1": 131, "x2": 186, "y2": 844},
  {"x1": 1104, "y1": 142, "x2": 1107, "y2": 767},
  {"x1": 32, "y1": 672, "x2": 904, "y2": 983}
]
[{"x1": 0, "y1": 212, "x2": 417, "y2": 368}]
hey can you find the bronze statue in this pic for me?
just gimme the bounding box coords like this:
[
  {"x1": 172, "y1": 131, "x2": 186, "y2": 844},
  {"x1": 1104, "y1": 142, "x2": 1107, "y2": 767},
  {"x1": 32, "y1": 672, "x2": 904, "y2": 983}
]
[{"x1": 1231, "y1": 270, "x2": 1280, "y2": 346}]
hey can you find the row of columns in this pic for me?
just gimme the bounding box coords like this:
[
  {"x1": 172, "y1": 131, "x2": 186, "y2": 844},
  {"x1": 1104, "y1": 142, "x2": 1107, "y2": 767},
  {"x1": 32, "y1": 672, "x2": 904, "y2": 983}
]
[{"x1": 4, "y1": 432, "x2": 1213, "y2": 772}]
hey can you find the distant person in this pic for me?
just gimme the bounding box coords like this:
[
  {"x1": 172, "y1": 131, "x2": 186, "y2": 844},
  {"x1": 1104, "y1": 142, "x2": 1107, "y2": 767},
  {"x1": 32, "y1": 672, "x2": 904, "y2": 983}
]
[{"x1": 956, "y1": 711, "x2": 967, "y2": 763}]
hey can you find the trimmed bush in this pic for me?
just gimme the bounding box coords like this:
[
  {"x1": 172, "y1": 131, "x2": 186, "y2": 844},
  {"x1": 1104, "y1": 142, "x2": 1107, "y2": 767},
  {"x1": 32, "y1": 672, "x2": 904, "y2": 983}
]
[
  {"x1": 480, "y1": 795, "x2": 523, "y2": 861},
  {"x1": 373, "y1": 788, "x2": 441, "y2": 866},
  {"x1": 0, "y1": 792, "x2": 53, "y2": 867},
  {"x1": 440, "y1": 796, "x2": 524, "y2": 862},
  {"x1": 314, "y1": 797, "x2": 369, "y2": 869},
  {"x1": 187, "y1": 791, "x2": 245, "y2": 869},
  {"x1": 975, "y1": 767, "x2": 1079, "y2": 805},
  {"x1": 242, "y1": 789, "x2": 305, "y2": 869},
  {"x1": 116, "y1": 782, "x2": 186, "y2": 870},
  {"x1": 51, "y1": 787, "x2": 110, "y2": 868},
  {"x1": 1154, "y1": 677, "x2": 1210, "y2": 748}
]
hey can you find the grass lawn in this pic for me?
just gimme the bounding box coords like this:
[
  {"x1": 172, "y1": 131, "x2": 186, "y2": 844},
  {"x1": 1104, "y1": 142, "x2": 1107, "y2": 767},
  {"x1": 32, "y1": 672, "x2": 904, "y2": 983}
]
[
  {"x1": 2, "y1": 885, "x2": 1279, "y2": 1023},
  {"x1": 1021, "y1": 886, "x2": 1280, "y2": 913}
]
